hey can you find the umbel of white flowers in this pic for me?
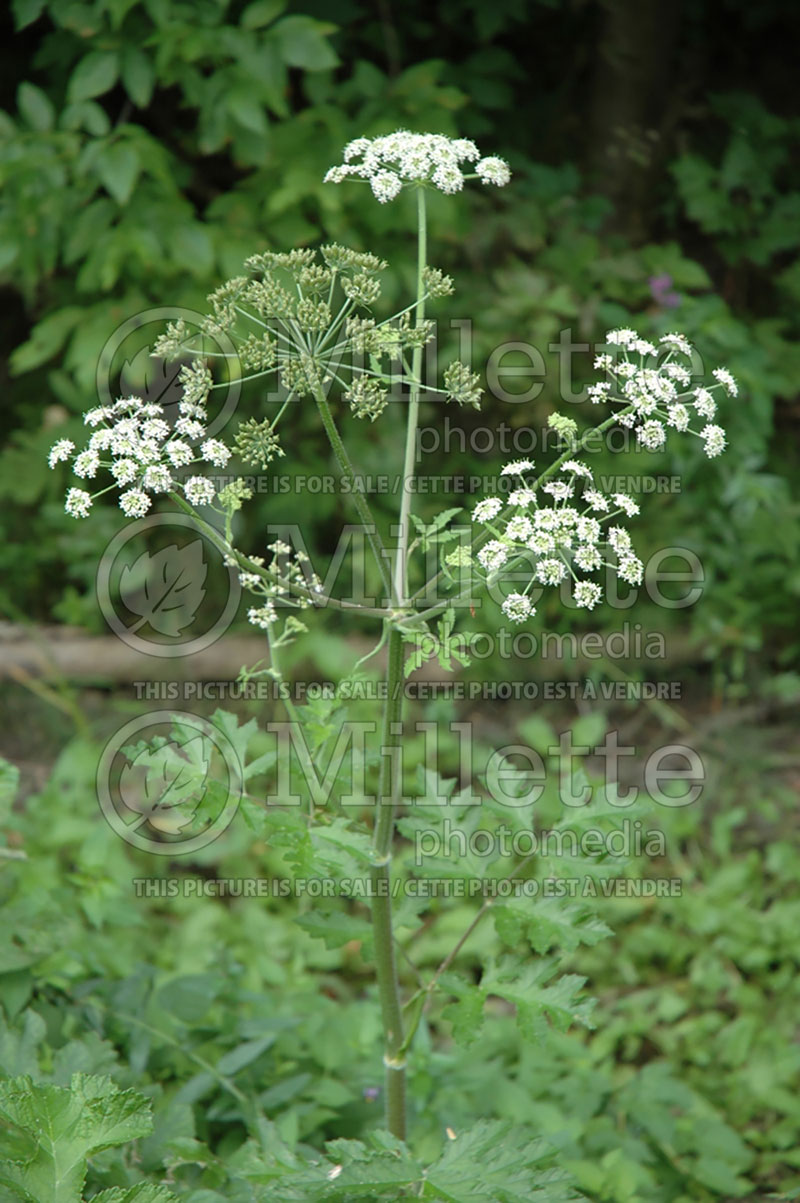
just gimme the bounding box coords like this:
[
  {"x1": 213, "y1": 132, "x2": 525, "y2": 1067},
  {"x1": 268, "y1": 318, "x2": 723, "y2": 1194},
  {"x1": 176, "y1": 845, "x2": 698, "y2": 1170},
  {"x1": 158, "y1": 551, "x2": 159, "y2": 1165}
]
[
  {"x1": 468, "y1": 328, "x2": 737, "y2": 623},
  {"x1": 48, "y1": 392, "x2": 231, "y2": 519},
  {"x1": 324, "y1": 130, "x2": 511, "y2": 201}
]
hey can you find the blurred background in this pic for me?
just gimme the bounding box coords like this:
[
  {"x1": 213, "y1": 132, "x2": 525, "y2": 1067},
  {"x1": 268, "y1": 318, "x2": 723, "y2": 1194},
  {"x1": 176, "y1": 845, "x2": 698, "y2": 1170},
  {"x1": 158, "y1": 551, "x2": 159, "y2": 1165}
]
[{"x1": 1, "y1": 2, "x2": 799, "y2": 1197}]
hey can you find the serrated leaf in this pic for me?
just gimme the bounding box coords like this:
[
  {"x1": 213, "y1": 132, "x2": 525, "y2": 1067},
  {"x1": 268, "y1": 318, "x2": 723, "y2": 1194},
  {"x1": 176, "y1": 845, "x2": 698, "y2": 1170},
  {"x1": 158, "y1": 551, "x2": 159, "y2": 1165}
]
[
  {"x1": 260, "y1": 808, "x2": 314, "y2": 872},
  {"x1": 208, "y1": 710, "x2": 267, "y2": 787},
  {"x1": 482, "y1": 958, "x2": 596, "y2": 1040},
  {"x1": 441, "y1": 980, "x2": 486, "y2": 1047},
  {"x1": 425, "y1": 1119, "x2": 579, "y2": 1203},
  {"x1": 0, "y1": 1074, "x2": 153, "y2": 1203},
  {"x1": 249, "y1": 1129, "x2": 422, "y2": 1198},
  {"x1": 313, "y1": 818, "x2": 373, "y2": 864},
  {"x1": 91, "y1": 1186, "x2": 177, "y2": 1203},
  {"x1": 119, "y1": 542, "x2": 207, "y2": 637},
  {"x1": 0, "y1": 1108, "x2": 38, "y2": 1165},
  {"x1": 443, "y1": 956, "x2": 596, "y2": 1048},
  {"x1": 294, "y1": 909, "x2": 371, "y2": 950},
  {"x1": 493, "y1": 896, "x2": 613, "y2": 955}
]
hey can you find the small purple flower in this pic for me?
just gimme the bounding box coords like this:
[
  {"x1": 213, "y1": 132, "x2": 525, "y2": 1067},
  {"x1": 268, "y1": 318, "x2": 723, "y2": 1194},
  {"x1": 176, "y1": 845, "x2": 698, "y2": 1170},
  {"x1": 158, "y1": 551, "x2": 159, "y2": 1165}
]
[
  {"x1": 649, "y1": 273, "x2": 681, "y2": 309},
  {"x1": 363, "y1": 1086, "x2": 380, "y2": 1102}
]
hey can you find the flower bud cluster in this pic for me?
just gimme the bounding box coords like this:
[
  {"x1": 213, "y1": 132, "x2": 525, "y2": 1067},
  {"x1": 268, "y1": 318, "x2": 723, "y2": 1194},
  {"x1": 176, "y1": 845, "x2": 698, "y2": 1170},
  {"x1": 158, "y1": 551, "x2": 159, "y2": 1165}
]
[{"x1": 238, "y1": 540, "x2": 323, "y2": 630}]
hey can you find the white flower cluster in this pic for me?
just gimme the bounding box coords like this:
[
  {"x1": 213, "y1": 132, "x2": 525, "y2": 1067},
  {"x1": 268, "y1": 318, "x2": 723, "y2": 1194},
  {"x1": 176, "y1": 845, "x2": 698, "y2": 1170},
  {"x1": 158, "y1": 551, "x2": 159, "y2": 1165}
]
[
  {"x1": 473, "y1": 460, "x2": 645, "y2": 622},
  {"x1": 591, "y1": 329, "x2": 735, "y2": 458},
  {"x1": 48, "y1": 393, "x2": 230, "y2": 519},
  {"x1": 324, "y1": 131, "x2": 511, "y2": 202},
  {"x1": 238, "y1": 539, "x2": 324, "y2": 631}
]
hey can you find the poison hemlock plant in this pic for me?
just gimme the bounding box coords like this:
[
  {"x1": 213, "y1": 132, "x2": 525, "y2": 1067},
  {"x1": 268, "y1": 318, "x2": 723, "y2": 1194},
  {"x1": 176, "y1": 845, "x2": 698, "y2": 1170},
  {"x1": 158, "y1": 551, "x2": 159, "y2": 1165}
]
[{"x1": 44, "y1": 130, "x2": 738, "y2": 1192}]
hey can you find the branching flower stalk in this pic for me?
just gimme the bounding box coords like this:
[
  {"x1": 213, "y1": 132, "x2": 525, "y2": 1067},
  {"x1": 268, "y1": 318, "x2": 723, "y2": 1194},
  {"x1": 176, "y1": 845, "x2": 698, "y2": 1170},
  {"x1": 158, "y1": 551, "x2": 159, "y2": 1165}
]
[{"x1": 48, "y1": 129, "x2": 737, "y2": 1145}]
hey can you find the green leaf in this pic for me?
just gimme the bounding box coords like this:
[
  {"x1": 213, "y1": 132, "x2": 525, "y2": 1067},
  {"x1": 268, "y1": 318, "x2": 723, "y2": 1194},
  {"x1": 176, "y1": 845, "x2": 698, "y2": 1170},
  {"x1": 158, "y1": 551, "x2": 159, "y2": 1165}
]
[
  {"x1": 156, "y1": 974, "x2": 220, "y2": 1024},
  {"x1": 445, "y1": 958, "x2": 596, "y2": 1048},
  {"x1": 67, "y1": 52, "x2": 119, "y2": 104},
  {"x1": 0, "y1": 239, "x2": 19, "y2": 271},
  {"x1": 425, "y1": 1119, "x2": 578, "y2": 1202},
  {"x1": 0, "y1": 1009, "x2": 47, "y2": 1077},
  {"x1": 96, "y1": 143, "x2": 141, "y2": 205},
  {"x1": 0, "y1": 1074, "x2": 153, "y2": 1203},
  {"x1": 227, "y1": 90, "x2": 268, "y2": 135},
  {"x1": 441, "y1": 978, "x2": 486, "y2": 1046},
  {"x1": 60, "y1": 100, "x2": 111, "y2": 136},
  {"x1": 120, "y1": 47, "x2": 155, "y2": 108},
  {"x1": 241, "y1": 0, "x2": 286, "y2": 29},
  {"x1": 294, "y1": 909, "x2": 371, "y2": 950},
  {"x1": 17, "y1": 82, "x2": 54, "y2": 131},
  {"x1": 482, "y1": 958, "x2": 596, "y2": 1040},
  {"x1": 92, "y1": 1186, "x2": 177, "y2": 1203},
  {"x1": 216, "y1": 1035, "x2": 276, "y2": 1076},
  {"x1": 11, "y1": 0, "x2": 45, "y2": 28},
  {"x1": 0, "y1": 757, "x2": 19, "y2": 824},
  {"x1": 493, "y1": 896, "x2": 613, "y2": 955},
  {"x1": 313, "y1": 817, "x2": 373, "y2": 864},
  {"x1": 9, "y1": 307, "x2": 83, "y2": 374},
  {"x1": 518, "y1": 715, "x2": 558, "y2": 757},
  {"x1": 570, "y1": 711, "x2": 607, "y2": 750},
  {"x1": 211, "y1": 710, "x2": 256, "y2": 775},
  {"x1": 250, "y1": 1129, "x2": 422, "y2": 1197},
  {"x1": 171, "y1": 224, "x2": 215, "y2": 276},
  {"x1": 271, "y1": 15, "x2": 339, "y2": 71},
  {"x1": 619, "y1": 1064, "x2": 753, "y2": 1196}
]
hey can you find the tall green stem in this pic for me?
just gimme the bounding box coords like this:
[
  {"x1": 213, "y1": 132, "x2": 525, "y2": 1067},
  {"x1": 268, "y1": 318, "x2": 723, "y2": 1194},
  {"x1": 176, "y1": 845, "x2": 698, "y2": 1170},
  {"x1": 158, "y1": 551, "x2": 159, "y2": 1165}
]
[
  {"x1": 392, "y1": 186, "x2": 428, "y2": 605},
  {"x1": 369, "y1": 187, "x2": 430, "y2": 1140},
  {"x1": 312, "y1": 383, "x2": 391, "y2": 600},
  {"x1": 370, "y1": 623, "x2": 406, "y2": 1138}
]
